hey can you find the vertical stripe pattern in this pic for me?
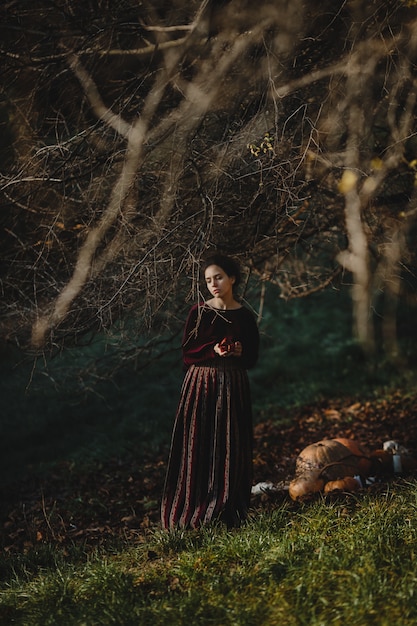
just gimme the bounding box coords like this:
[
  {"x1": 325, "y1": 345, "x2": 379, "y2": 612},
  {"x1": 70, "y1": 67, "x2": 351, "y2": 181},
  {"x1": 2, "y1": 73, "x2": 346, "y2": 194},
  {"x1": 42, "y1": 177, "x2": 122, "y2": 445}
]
[{"x1": 161, "y1": 363, "x2": 253, "y2": 530}]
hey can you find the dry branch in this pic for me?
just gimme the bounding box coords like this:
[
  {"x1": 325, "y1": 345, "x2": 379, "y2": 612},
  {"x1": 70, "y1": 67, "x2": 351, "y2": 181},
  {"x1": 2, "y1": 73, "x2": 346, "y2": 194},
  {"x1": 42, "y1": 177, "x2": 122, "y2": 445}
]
[{"x1": 0, "y1": 0, "x2": 416, "y2": 360}]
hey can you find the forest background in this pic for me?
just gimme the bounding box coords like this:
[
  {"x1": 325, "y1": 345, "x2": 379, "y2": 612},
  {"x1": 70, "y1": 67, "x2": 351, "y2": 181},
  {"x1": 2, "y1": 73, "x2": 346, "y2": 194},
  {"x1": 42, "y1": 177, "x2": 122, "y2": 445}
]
[{"x1": 2, "y1": 1, "x2": 417, "y2": 624}]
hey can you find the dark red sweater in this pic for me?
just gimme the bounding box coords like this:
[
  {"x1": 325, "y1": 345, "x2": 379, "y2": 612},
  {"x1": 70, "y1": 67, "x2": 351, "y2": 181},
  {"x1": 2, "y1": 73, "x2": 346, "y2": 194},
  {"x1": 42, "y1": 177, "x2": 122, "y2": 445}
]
[{"x1": 182, "y1": 303, "x2": 259, "y2": 370}]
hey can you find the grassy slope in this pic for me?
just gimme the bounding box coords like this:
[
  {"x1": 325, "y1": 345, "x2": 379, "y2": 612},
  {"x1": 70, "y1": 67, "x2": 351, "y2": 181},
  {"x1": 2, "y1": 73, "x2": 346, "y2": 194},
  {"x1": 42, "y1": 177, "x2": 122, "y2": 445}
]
[
  {"x1": 1, "y1": 286, "x2": 417, "y2": 624},
  {"x1": 1, "y1": 485, "x2": 417, "y2": 625}
]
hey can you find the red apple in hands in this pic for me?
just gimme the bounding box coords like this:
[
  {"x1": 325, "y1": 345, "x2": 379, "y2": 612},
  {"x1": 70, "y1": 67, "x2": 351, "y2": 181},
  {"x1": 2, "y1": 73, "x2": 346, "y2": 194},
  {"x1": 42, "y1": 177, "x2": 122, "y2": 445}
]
[{"x1": 218, "y1": 337, "x2": 235, "y2": 354}]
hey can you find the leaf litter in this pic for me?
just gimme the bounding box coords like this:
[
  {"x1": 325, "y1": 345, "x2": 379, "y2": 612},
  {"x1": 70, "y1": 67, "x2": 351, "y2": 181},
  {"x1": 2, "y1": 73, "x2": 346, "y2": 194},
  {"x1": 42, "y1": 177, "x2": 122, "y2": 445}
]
[{"x1": 1, "y1": 390, "x2": 416, "y2": 553}]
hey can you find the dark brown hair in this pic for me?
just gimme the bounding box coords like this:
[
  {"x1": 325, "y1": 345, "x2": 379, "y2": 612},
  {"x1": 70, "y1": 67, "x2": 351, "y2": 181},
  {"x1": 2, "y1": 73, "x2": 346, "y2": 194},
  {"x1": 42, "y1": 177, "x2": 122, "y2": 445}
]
[{"x1": 201, "y1": 253, "x2": 241, "y2": 288}]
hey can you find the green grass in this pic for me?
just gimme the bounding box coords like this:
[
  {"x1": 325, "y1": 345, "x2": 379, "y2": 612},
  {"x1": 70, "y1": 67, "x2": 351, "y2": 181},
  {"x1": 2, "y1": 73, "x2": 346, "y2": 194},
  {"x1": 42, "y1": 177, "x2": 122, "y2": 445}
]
[{"x1": 1, "y1": 482, "x2": 417, "y2": 625}]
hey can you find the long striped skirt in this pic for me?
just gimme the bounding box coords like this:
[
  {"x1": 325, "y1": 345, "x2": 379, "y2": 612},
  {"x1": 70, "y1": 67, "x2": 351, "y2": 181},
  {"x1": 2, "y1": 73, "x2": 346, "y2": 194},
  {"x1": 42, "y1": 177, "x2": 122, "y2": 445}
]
[{"x1": 161, "y1": 363, "x2": 253, "y2": 530}]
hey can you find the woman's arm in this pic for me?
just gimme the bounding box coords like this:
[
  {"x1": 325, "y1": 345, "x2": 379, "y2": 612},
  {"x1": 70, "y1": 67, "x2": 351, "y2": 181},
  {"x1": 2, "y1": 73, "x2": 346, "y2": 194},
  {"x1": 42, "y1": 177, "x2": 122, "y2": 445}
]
[{"x1": 182, "y1": 305, "x2": 217, "y2": 367}]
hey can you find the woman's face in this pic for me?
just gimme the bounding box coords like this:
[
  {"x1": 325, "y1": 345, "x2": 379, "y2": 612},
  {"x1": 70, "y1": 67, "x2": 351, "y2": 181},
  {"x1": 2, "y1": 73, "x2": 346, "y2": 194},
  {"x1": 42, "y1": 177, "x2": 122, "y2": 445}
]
[{"x1": 204, "y1": 264, "x2": 235, "y2": 300}]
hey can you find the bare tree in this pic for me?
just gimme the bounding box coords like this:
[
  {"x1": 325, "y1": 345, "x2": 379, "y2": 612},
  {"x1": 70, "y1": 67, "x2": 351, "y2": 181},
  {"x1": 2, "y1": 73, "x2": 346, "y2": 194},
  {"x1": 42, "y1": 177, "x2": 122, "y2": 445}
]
[{"x1": 1, "y1": 0, "x2": 416, "y2": 360}]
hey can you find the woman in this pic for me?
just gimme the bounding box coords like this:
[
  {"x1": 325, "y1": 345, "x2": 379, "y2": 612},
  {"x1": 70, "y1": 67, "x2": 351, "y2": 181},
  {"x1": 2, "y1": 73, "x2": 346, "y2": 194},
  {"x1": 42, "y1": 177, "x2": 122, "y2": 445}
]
[{"x1": 161, "y1": 253, "x2": 259, "y2": 530}]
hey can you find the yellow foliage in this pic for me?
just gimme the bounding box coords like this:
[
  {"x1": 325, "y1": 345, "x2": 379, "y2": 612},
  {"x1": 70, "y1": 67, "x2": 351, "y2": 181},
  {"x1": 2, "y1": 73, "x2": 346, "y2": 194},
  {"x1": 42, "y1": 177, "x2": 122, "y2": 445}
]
[
  {"x1": 338, "y1": 170, "x2": 358, "y2": 194},
  {"x1": 247, "y1": 132, "x2": 275, "y2": 157},
  {"x1": 370, "y1": 157, "x2": 383, "y2": 171}
]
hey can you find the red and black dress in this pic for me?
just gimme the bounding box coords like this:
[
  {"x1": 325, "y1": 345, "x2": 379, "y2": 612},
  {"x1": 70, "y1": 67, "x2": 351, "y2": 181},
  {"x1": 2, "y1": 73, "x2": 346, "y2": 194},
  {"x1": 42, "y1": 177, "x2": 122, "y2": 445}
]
[{"x1": 161, "y1": 302, "x2": 259, "y2": 530}]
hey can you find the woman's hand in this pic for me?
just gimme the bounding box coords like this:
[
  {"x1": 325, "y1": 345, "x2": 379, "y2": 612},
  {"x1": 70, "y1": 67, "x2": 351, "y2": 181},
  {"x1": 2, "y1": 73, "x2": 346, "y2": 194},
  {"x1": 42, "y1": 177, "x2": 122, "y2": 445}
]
[{"x1": 214, "y1": 340, "x2": 242, "y2": 358}]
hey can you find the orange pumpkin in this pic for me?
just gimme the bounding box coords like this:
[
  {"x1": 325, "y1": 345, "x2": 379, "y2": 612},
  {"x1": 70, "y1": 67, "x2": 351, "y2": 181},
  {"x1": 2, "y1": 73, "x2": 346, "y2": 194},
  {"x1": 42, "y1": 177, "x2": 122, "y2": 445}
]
[
  {"x1": 333, "y1": 438, "x2": 372, "y2": 475},
  {"x1": 289, "y1": 470, "x2": 325, "y2": 501},
  {"x1": 295, "y1": 440, "x2": 354, "y2": 475},
  {"x1": 324, "y1": 476, "x2": 361, "y2": 494},
  {"x1": 295, "y1": 439, "x2": 370, "y2": 481}
]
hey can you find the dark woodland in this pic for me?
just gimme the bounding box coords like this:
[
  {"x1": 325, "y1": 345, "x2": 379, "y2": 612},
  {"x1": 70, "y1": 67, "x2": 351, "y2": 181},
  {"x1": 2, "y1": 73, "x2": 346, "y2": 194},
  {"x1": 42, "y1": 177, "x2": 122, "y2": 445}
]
[{"x1": 1, "y1": 0, "x2": 417, "y2": 362}]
